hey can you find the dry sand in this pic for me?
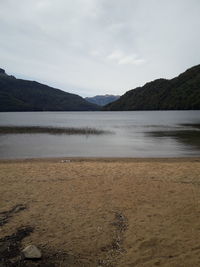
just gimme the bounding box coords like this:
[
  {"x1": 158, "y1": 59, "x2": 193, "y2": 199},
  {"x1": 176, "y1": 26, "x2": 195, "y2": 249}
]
[{"x1": 1, "y1": 158, "x2": 200, "y2": 266}]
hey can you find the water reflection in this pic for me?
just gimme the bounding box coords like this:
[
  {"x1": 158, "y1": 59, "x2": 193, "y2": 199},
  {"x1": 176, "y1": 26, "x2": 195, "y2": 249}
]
[{"x1": 146, "y1": 124, "x2": 200, "y2": 150}]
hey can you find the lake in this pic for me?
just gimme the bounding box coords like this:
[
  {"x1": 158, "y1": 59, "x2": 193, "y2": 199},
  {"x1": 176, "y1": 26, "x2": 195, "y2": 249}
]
[{"x1": 0, "y1": 111, "x2": 200, "y2": 159}]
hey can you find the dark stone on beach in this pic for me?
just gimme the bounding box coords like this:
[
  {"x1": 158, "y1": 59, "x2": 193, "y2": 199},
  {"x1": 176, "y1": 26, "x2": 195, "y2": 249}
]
[{"x1": 0, "y1": 204, "x2": 26, "y2": 226}]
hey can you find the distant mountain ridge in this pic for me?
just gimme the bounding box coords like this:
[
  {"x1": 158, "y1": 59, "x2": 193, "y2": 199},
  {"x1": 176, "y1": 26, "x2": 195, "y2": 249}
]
[
  {"x1": 104, "y1": 65, "x2": 200, "y2": 111},
  {"x1": 0, "y1": 69, "x2": 100, "y2": 111},
  {"x1": 85, "y1": 94, "x2": 120, "y2": 106}
]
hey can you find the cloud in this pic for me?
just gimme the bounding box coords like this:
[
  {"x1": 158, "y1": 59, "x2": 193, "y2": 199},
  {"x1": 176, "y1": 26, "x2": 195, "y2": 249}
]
[
  {"x1": 0, "y1": 0, "x2": 200, "y2": 96},
  {"x1": 107, "y1": 50, "x2": 145, "y2": 65},
  {"x1": 90, "y1": 50, "x2": 101, "y2": 57},
  {"x1": 118, "y1": 57, "x2": 145, "y2": 65},
  {"x1": 107, "y1": 50, "x2": 124, "y2": 60}
]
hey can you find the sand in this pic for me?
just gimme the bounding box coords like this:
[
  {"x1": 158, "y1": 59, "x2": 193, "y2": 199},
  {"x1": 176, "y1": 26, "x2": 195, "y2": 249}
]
[{"x1": 1, "y1": 158, "x2": 200, "y2": 266}]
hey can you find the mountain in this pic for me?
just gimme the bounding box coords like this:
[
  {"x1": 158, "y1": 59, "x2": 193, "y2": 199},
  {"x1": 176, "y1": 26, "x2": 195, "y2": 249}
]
[
  {"x1": 104, "y1": 65, "x2": 200, "y2": 111},
  {"x1": 85, "y1": 95, "x2": 120, "y2": 106},
  {"x1": 0, "y1": 69, "x2": 100, "y2": 111}
]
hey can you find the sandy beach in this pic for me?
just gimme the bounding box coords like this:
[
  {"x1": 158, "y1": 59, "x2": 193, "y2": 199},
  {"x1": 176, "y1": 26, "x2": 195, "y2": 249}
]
[{"x1": 1, "y1": 158, "x2": 200, "y2": 266}]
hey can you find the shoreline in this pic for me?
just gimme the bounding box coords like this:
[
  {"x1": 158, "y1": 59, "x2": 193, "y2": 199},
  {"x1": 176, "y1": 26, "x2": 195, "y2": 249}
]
[{"x1": 1, "y1": 156, "x2": 200, "y2": 164}]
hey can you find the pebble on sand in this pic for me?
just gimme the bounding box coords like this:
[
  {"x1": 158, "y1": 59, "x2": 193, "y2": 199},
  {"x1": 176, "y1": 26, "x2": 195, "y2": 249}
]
[{"x1": 22, "y1": 245, "x2": 42, "y2": 259}]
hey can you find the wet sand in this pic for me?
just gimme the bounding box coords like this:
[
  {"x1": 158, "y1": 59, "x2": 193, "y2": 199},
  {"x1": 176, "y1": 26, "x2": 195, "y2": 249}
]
[{"x1": 1, "y1": 158, "x2": 200, "y2": 266}]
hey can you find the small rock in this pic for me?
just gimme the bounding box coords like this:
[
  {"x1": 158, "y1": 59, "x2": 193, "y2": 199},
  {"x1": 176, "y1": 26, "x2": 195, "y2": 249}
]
[
  {"x1": 61, "y1": 159, "x2": 70, "y2": 163},
  {"x1": 22, "y1": 245, "x2": 41, "y2": 259}
]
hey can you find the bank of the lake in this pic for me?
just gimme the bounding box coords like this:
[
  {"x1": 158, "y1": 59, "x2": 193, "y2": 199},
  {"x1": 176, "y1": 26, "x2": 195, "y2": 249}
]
[{"x1": 1, "y1": 158, "x2": 200, "y2": 266}]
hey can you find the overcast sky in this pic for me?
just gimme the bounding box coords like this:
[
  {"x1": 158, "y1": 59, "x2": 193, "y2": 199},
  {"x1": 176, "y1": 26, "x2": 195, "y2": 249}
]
[{"x1": 0, "y1": 0, "x2": 200, "y2": 97}]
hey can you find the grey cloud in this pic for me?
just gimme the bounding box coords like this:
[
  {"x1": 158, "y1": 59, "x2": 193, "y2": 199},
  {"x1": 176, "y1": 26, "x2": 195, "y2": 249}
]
[{"x1": 0, "y1": 0, "x2": 199, "y2": 96}]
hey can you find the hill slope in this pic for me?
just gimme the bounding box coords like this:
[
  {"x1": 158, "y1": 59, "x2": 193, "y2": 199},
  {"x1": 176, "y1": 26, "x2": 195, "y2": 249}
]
[
  {"x1": 0, "y1": 69, "x2": 100, "y2": 111},
  {"x1": 104, "y1": 65, "x2": 200, "y2": 111},
  {"x1": 85, "y1": 95, "x2": 120, "y2": 106}
]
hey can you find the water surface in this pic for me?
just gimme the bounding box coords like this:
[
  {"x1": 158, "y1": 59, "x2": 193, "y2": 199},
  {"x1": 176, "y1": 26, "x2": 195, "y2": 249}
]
[{"x1": 0, "y1": 111, "x2": 200, "y2": 159}]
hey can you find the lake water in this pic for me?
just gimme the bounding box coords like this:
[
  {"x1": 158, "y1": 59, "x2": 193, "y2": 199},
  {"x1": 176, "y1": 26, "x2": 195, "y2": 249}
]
[{"x1": 0, "y1": 111, "x2": 200, "y2": 159}]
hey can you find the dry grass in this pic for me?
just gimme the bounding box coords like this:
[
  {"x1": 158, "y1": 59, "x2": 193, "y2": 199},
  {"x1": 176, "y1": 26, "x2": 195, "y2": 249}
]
[{"x1": 0, "y1": 126, "x2": 111, "y2": 135}]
